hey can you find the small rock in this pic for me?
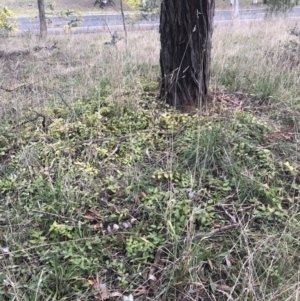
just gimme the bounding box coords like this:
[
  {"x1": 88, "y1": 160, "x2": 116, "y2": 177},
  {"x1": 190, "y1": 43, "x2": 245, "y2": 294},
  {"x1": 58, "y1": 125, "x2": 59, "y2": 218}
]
[
  {"x1": 130, "y1": 218, "x2": 138, "y2": 225},
  {"x1": 1, "y1": 247, "x2": 9, "y2": 253},
  {"x1": 122, "y1": 222, "x2": 130, "y2": 229},
  {"x1": 112, "y1": 224, "x2": 119, "y2": 232}
]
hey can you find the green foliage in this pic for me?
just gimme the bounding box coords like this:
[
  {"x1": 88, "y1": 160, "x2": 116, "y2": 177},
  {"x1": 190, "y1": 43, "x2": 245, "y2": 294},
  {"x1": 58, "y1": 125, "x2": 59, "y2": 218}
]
[
  {"x1": 48, "y1": 6, "x2": 83, "y2": 32},
  {"x1": 126, "y1": 0, "x2": 160, "y2": 20},
  {"x1": 126, "y1": 233, "x2": 164, "y2": 262},
  {"x1": 49, "y1": 221, "x2": 75, "y2": 239},
  {"x1": 266, "y1": 0, "x2": 299, "y2": 14},
  {"x1": 32, "y1": 3, "x2": 83, "y2": 32},
  {"x1": 138, "y1": 0, "x2": 160, "y2": 14},
  {"x1": 126, "y1": 0, "x2": 142, "y2": 10},
  {"x1": 176, "y1": 110, "x2": 291, "y2": 225},
  {"x1": 1, "y1": 99, "x2": 300, "y2": 301},
  {"x1": 277, "y1": 26, "x2": 300, "y2": 66},
  {"x1": 0, "y1": 6, "x2": 17, "y2": 36}
]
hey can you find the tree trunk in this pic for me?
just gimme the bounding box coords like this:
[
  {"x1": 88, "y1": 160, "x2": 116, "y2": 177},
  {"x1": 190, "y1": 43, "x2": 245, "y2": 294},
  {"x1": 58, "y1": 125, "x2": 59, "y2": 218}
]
[
  {"x1": 159, "y1": 0, "x2": 215, "y2": 109},
  {"x1": 37, "y1": 0, "x2": 47, "y2": 39},
  {"x1": 233, "y1": 0, "x2": 239, "y2": 18}
]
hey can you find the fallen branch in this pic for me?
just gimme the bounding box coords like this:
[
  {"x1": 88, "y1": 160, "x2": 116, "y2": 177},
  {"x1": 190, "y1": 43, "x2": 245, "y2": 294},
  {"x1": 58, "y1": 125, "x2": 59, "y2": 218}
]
[
  {"x1": 57, "y1": 91, "x2": 74, "y2": 113},
  {"x1": 0, "y1": 50, "x2": 30, "y2": 58},
  {"x1": 10, "y1": 110, "x2": 50, "y2": 133},
  {"x1": 0, "y1": 83, "x2": 28, "y2": 92},
  {"x1": 33, "y1": 42, "x2": 59, "y2": 52}
]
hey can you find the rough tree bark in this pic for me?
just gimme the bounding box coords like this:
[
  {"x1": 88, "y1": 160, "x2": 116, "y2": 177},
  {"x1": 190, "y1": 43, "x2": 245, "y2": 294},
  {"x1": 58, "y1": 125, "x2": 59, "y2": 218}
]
[
  {"x1": 159, "y1": 0, "x2": 215, "y2": 109},
  {"x1": 37, "y1": 0, "x2": 47, "y2": 38}
]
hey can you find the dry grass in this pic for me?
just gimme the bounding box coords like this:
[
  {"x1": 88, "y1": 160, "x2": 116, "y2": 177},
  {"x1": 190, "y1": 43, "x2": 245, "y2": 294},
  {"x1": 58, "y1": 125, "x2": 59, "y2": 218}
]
[
  {"x1": 212, "y1": 18, "x2": 300, "y2": 104},
  {"x1": 0, "y1": 30, "x2": 159, "y2": 124},
  {"x1": 2, "y1": 18, "x2": 298, "y2": 117}
]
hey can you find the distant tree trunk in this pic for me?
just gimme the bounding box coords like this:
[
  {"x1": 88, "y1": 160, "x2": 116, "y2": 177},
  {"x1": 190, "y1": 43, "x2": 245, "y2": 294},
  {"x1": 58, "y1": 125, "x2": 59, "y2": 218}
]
[
  {"x1": 37, "y1": 0, "x2": 47, "y2": 38},
  {"x1": 159, "y1": 0, "x2": 215, "y2": 109},
  {"x1": 120, "y1": 0, "x2": 128, "y2": 46},
  {"x1": 233, "y1": 0, "x2": 239, "y2": 17}
]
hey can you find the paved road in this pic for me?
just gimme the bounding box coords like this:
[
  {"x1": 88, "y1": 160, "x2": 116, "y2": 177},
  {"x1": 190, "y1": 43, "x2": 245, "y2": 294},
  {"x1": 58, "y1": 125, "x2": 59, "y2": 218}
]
[{"x1": 12, "y1": 7, "x2": 300, "y2": 34}]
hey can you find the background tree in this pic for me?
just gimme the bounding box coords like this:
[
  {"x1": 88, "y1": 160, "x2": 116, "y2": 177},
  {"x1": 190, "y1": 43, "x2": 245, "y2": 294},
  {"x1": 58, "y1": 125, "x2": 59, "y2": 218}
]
[
  {"x1": 37, "y1": 0, "x2": 47, "y2": 38},
  {"x1": 0, "y1": 6, "x2": 17, "y2": 36},
  {"x1": 233, "y1": 0, "x2": 239, "y2": 18},
  {"x1": 159, "y1": 0, "x2": 215, "y2": 109},
  {"x1": 266, "y1": 0, "x2": 299, "y2": 14},
  {"x1": 94, "y1": 0, "x2": 115, "y2": 8}
]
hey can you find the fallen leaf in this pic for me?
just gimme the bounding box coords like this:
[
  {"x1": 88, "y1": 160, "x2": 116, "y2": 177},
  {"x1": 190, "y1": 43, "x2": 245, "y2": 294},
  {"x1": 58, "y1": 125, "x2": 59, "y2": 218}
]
[
  {"x1": 123, "y1": 294, "x2": 134, "y2": 301},
  {"x1": 148, "y1": 274, "x2": 157, "y2": 281},
  {"x1": 91, "y1": 224, "x2": 102, "y2": 230},
  {"x1": 208, "y1": 259, "x2": 214, "y2": 270},
  {"x1": 225, "y1": 256, "x2": 232, "y2": 269},
  {"x1": 110, "y1": 291, "x2": 123, "y2": 297},
  {"x1": 215, "y1": 283, "x2": 233, "y2": 292},
  {"x1": 100, "y1": 286, "x2": 109, "y2": 300},
  {"x1": 225, "y1": 194, "x2": 235, "y2": 200},
  {"x1": 133, "y1": 286, "x2": 147, "y2": 297},
  {"x1": 83, "y1": 209, "x2": 102, "y2": 220},
  {"x1": 83, "y1": 214, "x2": 97, "y2": 220},
  {"x1": 89, "y1": 209, "x2": 102, "y2": 219}
]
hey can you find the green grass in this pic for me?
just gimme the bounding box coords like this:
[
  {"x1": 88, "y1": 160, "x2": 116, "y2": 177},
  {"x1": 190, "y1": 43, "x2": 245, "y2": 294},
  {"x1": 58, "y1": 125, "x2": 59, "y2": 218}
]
[{"x1": 0, "y1": 19, "x2": 300, "y2": 301}]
